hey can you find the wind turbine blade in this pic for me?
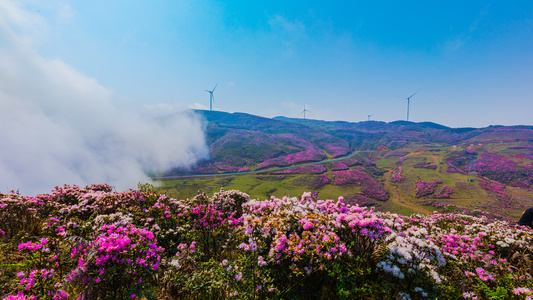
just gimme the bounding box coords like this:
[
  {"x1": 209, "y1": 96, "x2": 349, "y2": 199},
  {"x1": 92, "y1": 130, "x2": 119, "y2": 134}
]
[
  {"x1": 205, "y1": 90, "x2": 211, "y2": 93},
  {"x1": 212, "y1": 83, "x2": 218, "y2": 92},
  {"x1": 408, "y1": 89, "x2": 421, "y2": 99}
]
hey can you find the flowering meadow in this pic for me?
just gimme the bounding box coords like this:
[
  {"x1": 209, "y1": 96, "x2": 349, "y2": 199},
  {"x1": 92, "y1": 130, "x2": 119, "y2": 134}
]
[
  {"x1": 256, "y1": 149, "x2": 327, "y2": 170},
  {"x1": 446, "y1": 150, "x2": 533, "y2": 191},
  {"x1": 475, "y1": 152, "x2": 533, "y2": 190},
  {"x1": 2, "y1": 184, "x2": 533, "y2": 299},
  {"x1": 332, "y1": 168, "x2": 390, "y2": 201}
]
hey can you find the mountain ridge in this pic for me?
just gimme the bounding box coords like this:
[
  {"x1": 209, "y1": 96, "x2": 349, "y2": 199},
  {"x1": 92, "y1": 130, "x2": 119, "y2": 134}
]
[{"x1": 177, "y1": 110, "x2": 533, "y2": 175}]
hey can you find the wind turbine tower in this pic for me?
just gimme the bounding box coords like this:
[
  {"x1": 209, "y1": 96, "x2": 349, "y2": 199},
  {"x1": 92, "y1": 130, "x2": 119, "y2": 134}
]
[
  {"x1": 403, "y1": 89, "x2": 420, "y2": 122},
  {"x1": 301, "y1": 105, "x2": 310, "y2": 119},
  {"x1": 205, "y1": 83, "x2": 218, "y2": 111}
]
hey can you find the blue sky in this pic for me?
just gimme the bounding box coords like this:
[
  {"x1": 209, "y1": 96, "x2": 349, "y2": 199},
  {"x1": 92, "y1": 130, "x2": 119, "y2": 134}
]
[{"x1": 7, "y1": 1, "x2": 533, "y2": 127}]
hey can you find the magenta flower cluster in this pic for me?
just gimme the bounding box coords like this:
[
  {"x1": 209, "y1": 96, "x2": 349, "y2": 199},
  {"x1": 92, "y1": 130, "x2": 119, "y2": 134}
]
[
  {"x1": 476, "y1": 152, "x2": 532, "y2": 190},
  {"x1": 446, "y1": 162, "x2": 467, "y2": 174},
  {"x1": 312, "y1": 174, "x2": 330, "y2": 189},
  {"x1": 330, "y1": 161, "x2": 349, "y2": 171},
  {"x1": 414, "y1": 180, "x2": 443, "y2": 198},
  {"x1": 389, "y1": 167, "x2": 404, "y2": 183},
  {"x1": 3, "y1": 183, "x2": 533, "y2": 299},
  {"x1": 324, "y1": 144, "x2": 349, "y2": 158},
  {"x1": 256, "y1": 149, "x2": 327, "y2": 170},
  {"x1": 477, "y1": 177, "x2": 515, "y2": 209},
  {"x1": 214, "y1": 162, "x2": 240, "y2": 173},
  {"x1": 397, "y1": 157, "x2": 405, "y2": 165},
  {"x1": 332, "y1": 168, "x2": 389, "y2": 201},
  {"x1": 67, "y1": 224, "x2": 163, "y2": 289},
  {"x1": 434, "y1": 185, "x2": 455, "y2": 199}
]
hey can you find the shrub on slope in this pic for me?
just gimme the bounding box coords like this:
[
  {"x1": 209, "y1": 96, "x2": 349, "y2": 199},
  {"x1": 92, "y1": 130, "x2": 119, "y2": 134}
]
[{"x1": 1, "y1": 185, "x2": 533, "y2": 299}]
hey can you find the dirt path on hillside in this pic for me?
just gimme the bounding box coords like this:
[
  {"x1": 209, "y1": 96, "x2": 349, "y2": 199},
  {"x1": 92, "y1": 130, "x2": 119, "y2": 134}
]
[
  {"x1": 430, "y1": 154, "x2": 440, "y2": 165},
  {"x1": 384, "y1": 172, "x2": 432, "y2": 215}
]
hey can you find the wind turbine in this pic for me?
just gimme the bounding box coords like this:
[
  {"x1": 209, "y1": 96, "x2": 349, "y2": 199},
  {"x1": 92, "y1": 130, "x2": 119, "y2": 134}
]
[
  {"x1": 402, "y1": 89, "x2": 420, "y2": 122},
  {"x1": 205, "y1": 83, "x2": 218, "y2": 111},
  {"x1": 368, "y1": 114, "x2": 372, "y2": 121},
  {"x1": 301, "y1": 105, "x2": 310, "y2": 119}
]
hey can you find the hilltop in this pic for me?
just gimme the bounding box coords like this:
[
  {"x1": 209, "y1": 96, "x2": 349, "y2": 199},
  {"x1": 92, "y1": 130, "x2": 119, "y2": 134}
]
[{"x1": 160, "y1": 110, "x2": 533, "y2": 219}]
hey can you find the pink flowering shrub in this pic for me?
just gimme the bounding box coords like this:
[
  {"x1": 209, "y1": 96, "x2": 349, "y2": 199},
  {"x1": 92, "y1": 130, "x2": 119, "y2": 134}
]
[
  {"x1": 446, "y1": 162, "x2": 467, "y2": 174},
  {"x1": 3, "y1": 184, "x2": 533, "y2": 299},
  {"x1": 235, "y1": 192, "x2": 391, "y2": 298},
  {"x1": 343, "y1": 158, "x2": 362, "y2": 167},
  {"x1": 343, "y1": 193, "x2": 376, "y2": 207},
  {"x1": 312, "y1": 174, "x2": 330, "y2": 189},
  {"x1": 332, "y1": 169, "x2": 389, "y2": 201},
  {"x1": 11, "y1": 237, "x2": 68, "y2": 300},
  {"x1": 414, "y1": 180, "x2": 443, "y2": 198},
  {"x1": 331, "y1": 161, "x2": 349, "y2": 171},
  {"x1": 237, "y1": 166, "x2": 250, "y2": 172},
  {"x1": 397, "y1": 157, "x2": 405, "y2": 165},
  {"x1": 477, "y1": 177, "x2": 517, "y2": 209},
  {"x1": 446, "y1": 150, "x2": 476, "y2": 174},
  {"x1": 214, "y1": 162, "x2": 240, "y2": 173},
  {"x1": 67, "y1": 224, "x2": 163, "y2": 299},
  {"x1": 324, "y1": 144, "x2": 349, "y2": 158},
  {"x1": 390, "y1": 167, "x2": 404, "y2": 183},
  {"x1": 434, "y1": 185, "x2": 455, "y2": 198},
  {"x1": 476, "y1": 152, "x2": 532, "y2": 190},
  {"x1": 256, "y1": 149, "x2": 327, "y2": 170}
]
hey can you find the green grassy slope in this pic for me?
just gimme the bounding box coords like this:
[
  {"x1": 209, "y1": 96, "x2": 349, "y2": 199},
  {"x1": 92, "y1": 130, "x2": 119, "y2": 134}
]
[
  {"x1": 158, "y1": 143, "x2": 533, "y2": 219},
  {"x1": 158, "y1": 111, "x2": 533, "y2": 218}
]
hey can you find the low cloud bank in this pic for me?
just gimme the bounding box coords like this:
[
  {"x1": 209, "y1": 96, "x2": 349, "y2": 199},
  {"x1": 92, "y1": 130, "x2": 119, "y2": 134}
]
[{"x1": 0, "y1": 2, "x2": 208, "y2": 195}]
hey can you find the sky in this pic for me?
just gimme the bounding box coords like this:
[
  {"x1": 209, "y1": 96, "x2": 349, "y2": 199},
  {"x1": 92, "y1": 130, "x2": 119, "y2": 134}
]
[
  {"x1": 4, "y1": 0, "x2": 529, "y2": 127},
  {"x1": 0, "y1": 1, "x2": 532, "y2": 193}
]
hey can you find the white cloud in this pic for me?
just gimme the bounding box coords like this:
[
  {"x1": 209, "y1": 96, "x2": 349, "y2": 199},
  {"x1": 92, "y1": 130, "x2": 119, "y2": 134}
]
[
  {"x1": 189, "y1": 102, "x2": 209, "y2": 110},
  {"x1": 0, "y1": 1, "x2": 208, "y2": 195}
]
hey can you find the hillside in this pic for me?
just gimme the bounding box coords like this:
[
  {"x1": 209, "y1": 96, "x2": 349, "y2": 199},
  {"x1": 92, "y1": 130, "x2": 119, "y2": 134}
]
[{"x1": 160, "y1": 111, "x2": 533, "y2": 219}]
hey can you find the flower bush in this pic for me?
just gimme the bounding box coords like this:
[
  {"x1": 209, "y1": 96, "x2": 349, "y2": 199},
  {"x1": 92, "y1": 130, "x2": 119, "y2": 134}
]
[
  {"x1": 414, "y1": 180, "x2": 443, "y2": 198},
  {"x1": 331, "y1": 161, "x2": 349, "y2": 171},
  {"x1": 476, "y1": 152, "x2": 532, "y2": 190},
  {"x1": 256, "y1": 149, "x2": 327, "y2": 170},
  {"x1": 312, "y1": 174, "x2": 330, "y2": 189},
  {"x1": 214, "y1": 162, "x2": 240, "y2": 173},
  {"x1": 446, "y1": 150, "x2": 477, "y2": 174},
  {"x1": 2, "y1": 185, "x2": 533, "y2": 299},
  {"x1": 324, "y1": 144, "x2": 349, "y2": 158},
  {"x1": 397, "y1": 157, "x2": 405, "y2": 165},
  {"x1": 390, "y1": 167, "x2": 404, "y2": 183},
  {"x1": 332, "y1": 168, "x2": 389, "y2": 201},
  {"x1": 434, "y1": 185, "x2": 455, "y2": 199}
]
